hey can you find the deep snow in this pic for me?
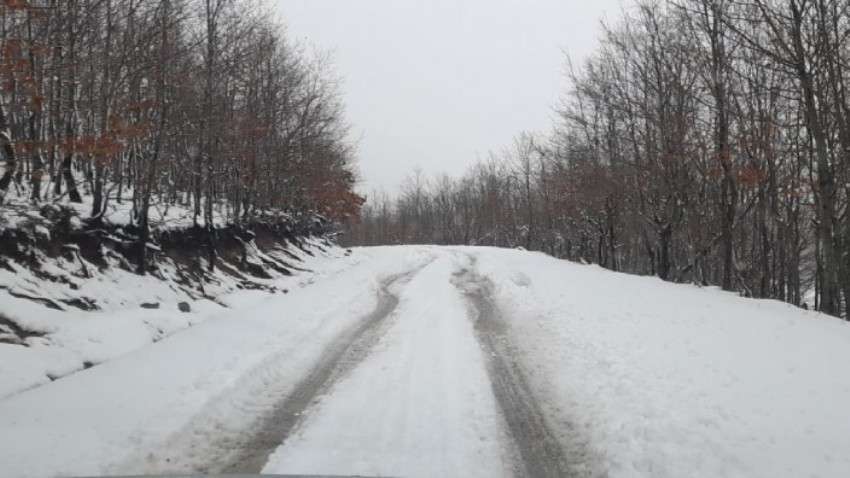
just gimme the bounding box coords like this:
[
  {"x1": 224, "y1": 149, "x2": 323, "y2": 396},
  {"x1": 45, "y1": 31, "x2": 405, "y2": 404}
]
[{"x1": 2, "y1": 245, "x2": 850, "y2": 478}]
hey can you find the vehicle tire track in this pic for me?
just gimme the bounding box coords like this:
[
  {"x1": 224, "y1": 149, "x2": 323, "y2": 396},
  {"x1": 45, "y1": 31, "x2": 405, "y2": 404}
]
[
  {"x1": 117, "y1": 264, "x2": 427, "y2": 476},
  {"x1": 454, "y1": 263, "x2": 597, "y2": 478},
  {"x1": 221, "y1": 266, "x2": 420, "y2": 473}
]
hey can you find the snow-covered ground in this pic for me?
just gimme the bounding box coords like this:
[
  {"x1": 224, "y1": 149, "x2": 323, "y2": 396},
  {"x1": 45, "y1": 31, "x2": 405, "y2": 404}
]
[
  {"x1": 0, "y1": 237, "x2": 352, "y2": 400},
  {"x1": 0, "y1": 182, "x2": 336, "y2": 400},
  {"x1": 470, "y1": 246, "x2": 850, "y2": 478},
  {"x1": 2, "y1": 245, "x2": 850, "y2": 477},
  {"x1": 263, "y1": 253, "x2": 512, "y2": 477},
  {"x1": 0, "y1": 185, "x2": 243, "y2": 231}
]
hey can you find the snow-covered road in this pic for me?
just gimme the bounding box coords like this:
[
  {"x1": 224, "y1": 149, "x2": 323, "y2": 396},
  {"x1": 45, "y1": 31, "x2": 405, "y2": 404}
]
[
  {"x1": 262, "y1": 253, "x2": 519, "y2": 477},
  {"x1": 3, "y1": 246, "x2": 850, "y2": 477}
]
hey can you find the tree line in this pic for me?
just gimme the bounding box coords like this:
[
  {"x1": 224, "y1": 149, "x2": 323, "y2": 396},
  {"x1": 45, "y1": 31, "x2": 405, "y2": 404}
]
[
  {"x1": 0, "y1": 0, "x2": 363, "y2": 271},
  {"x1": 346, "y1": 0, "x2": 850, "y2": 318}
]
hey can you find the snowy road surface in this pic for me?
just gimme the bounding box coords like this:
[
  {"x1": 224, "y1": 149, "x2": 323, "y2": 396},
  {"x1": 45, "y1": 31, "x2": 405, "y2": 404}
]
[{"x1": 3, "y1": 246, "x2": 850, "y2": 477}]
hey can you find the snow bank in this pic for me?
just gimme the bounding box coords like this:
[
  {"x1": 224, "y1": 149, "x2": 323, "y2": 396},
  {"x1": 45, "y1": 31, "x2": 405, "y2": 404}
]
[
  {"x1": 0, "y1": 237, "x2": 350, "y2": 400},
  {"x1": 466, "y1": 246, "x2": 850, "y2": 478}
]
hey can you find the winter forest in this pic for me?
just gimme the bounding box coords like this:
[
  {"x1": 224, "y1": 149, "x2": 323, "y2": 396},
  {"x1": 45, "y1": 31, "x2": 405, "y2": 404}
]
[
  {"x1": 0, "y1": 0, "x2": 362, "y2": 270},
  {"x1": 347, "y1": 0, "x2": 850, "y2": 319},
  {"x1": 6, "y1": 2, "x2": 850, "y2": 475},
  {"x1": 1, "y1": 0, "x2": 849, "y2": 320}
]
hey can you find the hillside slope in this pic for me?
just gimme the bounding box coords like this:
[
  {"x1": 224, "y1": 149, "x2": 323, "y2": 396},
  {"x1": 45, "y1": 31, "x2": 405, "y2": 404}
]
[{"x1": 0, "y1": 193, "x2": 349, "y2": 399}]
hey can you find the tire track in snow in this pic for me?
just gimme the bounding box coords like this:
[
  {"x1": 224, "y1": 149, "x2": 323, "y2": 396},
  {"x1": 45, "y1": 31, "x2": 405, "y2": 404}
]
[
  {"x1": 118, "y1": 263, "x2": 428, "y2": 475},
  {"x1": 454, "y1": 259, "x2": 596, "y2": 478},
  {"x1": 260, "y1": 253, "x2": 513, "y2": 477},
  {"x1": 221, "y1": 266, "x2": 423, "y2": 473}
]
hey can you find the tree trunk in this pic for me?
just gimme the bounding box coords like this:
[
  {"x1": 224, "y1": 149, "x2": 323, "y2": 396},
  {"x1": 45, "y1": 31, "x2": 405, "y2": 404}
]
[
  {"x1": 0, "y1": 104, "x2": 17, "y2": 202},
  {"x1": 659, "y1": 225, "x2": 673, "y2": 281}
]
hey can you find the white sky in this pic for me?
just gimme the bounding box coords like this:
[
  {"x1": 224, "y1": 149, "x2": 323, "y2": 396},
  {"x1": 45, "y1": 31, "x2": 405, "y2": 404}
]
[{"x1": 270, "y1": 0, "x2": 631, "y2": 194}]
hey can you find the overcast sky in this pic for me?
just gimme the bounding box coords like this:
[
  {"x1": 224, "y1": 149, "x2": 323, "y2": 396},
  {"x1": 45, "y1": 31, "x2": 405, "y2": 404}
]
[{"x1": 271, "y1": 0, "x2": 631, "y2": 194}]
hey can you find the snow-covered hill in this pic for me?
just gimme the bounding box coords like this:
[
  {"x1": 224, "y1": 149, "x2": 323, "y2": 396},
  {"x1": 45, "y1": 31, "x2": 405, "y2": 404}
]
[{"x1": 1, "y1": 246, "x2": 848, "y2": 478}]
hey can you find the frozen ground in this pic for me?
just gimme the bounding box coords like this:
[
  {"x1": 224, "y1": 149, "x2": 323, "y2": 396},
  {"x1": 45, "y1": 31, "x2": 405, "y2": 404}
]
[{"x1": 2, "y1": 246, "x2": 850, "y2": 477}]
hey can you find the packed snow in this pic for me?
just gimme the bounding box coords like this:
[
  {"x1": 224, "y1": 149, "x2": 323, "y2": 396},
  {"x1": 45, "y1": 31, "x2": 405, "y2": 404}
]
[
  {"x1": 263, "y1": 253, "x2": 512, "y2": 477},
  {"x1": 2, "y1": 245, "x2": 850, "y2": 477}
]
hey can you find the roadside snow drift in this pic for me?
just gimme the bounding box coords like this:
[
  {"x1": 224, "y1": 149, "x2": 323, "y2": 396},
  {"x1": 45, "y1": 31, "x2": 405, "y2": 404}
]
[{"x1": 0, "y1": 238, "x2": 348, "y2": 400}]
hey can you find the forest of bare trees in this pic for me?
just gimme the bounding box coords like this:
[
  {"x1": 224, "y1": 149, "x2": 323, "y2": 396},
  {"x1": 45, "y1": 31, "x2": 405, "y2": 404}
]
[
  {"x1": 0, "y1": 0, "x2": 362, "y2": 270},
  {"x1": 346, "y1": 0, "x2": 850, "y2": 318}
]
